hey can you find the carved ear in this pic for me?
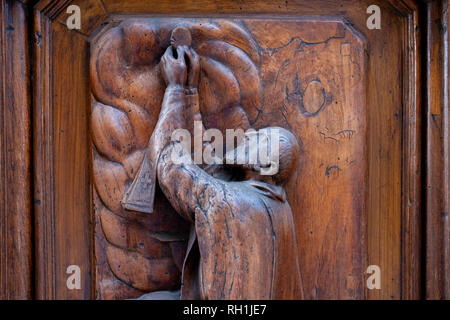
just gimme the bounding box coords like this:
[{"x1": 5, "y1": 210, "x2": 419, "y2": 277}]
[{"x1": 246, "y1": 180, "x2": 287, "y2": 202}]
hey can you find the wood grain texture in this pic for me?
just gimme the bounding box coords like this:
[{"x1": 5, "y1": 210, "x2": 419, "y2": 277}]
[
  {"x1": 89, "y1": 16, "x2": 367, "y2": 300},
  {"x1": 0, "y1": 0, "x2": 32, "y2": 299},
  {"x1": 34, "y1": 0, "x2": 93, "y2": 299},
  {"x1": 31, "y1": 0, "x2": 425, "y2": 299},
  {"x1": 52, "y1": 21, "x2": 92, "y2": 299},
  {"x1": 34, "y1": 3, "x2": 57, "y2": 299},
  {"x1": 425, "y1": 0, "x2": 450, "y2": 300},
  {"x1": 247, "y1": 18, "x2": 367, "y2": 299},
  {"x1": 401, "y1": 0, "x2": 423, "y2": 300},
  {"x1": 389, "y1": 0, "x2": 423, "y2": 300}
]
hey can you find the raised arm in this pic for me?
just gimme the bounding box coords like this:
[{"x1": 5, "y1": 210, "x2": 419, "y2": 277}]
[
  {"x1": 151, "y1": 46, "x2": 204, "y2": 161},
  {"x1": 122, "y1": 45, "x2": 189, "y2": 213},
  {"x1": 149, "y1": 46, "x2": 189, "y2": 158},
  {"x1": 157, "y1": 140, "x2": 224, "y2": 223}
]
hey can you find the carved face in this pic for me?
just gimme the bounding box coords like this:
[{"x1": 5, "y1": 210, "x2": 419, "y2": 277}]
[{"x1": 218, "y1": 127, "x2": 300, "y2": 184}]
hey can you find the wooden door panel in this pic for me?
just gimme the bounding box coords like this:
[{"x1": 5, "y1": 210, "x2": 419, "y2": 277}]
[
  {"x1": 90, "y1": 16, "x2": 366, "y2": 299},
  {"x1": 32, "y1": 0, "x2": 422, "y2": 299}
]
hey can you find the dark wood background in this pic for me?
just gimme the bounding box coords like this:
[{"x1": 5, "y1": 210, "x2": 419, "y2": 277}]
[{"x1": 0, "y1": 0, "x2": 448, "y2": 299}]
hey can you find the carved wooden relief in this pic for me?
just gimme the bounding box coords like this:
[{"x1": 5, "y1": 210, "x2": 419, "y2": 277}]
[{"x1": 90, "y1": 17, "x2": 366, "y2": 299}]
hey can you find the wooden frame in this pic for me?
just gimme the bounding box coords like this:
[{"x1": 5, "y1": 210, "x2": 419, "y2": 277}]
[
  {"x1": 0, "y1": 0, "x2": 32, "y2": 299},
  {"x1": 388, "y1": 0, "x2": 423, "y2": 300},
  {"x1": 34, "y1": 0, "x2": 61, "y2": 299},
  {"x1": 23, "y1": 0, "x2": 447, "y2": 300},
  {"x1": 34, "y1": 0, "x2": 95, "y2": 299}
]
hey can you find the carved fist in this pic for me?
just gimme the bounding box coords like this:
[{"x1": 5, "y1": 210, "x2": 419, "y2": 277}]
[{"x1": 160, "y1": 46, "x2": 187, "y2": 87}]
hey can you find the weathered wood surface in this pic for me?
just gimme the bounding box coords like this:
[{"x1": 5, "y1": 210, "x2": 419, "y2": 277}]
[
  {"x1": 90, "y1": 17, "x2": 367, "y2": 299},
  {"x1": 424, "y1": 0, "x2": 450, "y2": 300},
  {"x1": 0, "y1": 0, "x2": 32, "y2": 299},
  {"x1": 30, "y1": 0, "x2": 424, "y2": 299},
  {"x1": 34, "y1": 0, "x2": 93, "y2": 299}
]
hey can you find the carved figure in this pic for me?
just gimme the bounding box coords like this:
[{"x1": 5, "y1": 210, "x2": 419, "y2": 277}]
[
  {"x1": 130, "y1": 36, "x2": 303, "y2": 299},
  {"x1": 91, "y1": 17, "x2": 367, "y2": 300}
]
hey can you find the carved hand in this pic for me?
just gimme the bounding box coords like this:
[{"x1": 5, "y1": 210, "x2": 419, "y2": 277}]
[
  {"x1": 160, "y1": 46, "x2": 187, "y2": 88},
  {"x1": 184, "y1": 47, "x2": 200, "y2": 90}
]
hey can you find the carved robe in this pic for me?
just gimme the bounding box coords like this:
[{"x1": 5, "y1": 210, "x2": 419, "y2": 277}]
[{"x1": 157, "y1": 144, "x2": 304, "y2": 300}]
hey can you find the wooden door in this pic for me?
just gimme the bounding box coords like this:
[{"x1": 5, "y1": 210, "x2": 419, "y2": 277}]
[{"x1": 1, "y1": 0, "x2": 449, "y2": 300}]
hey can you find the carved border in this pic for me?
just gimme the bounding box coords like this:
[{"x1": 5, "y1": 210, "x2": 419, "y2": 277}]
[
  {"x1": 424, "y1": 0, "x2": 449, "y2": 299},
  {"x1": 0, "y1": 0, "x2": 32, "y2": 299},
  {"x1": 34, "y1": 0, "x2": 98, "y2": 300},
  {"x1": 32, "y1": 0, "x2": 429, "y2": 300},
  {"x1": 388, "y1": 0, "x2": 423, "y2": 300}
]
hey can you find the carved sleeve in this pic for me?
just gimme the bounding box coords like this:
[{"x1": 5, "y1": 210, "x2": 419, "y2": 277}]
[{"x1": 149, "y1": 85, "x2": 187, "y2": 158}]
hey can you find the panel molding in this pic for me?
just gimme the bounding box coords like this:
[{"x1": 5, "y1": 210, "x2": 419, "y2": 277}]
[
  {"x1": 32, "y1": 0, "x2": 429, "y2": 300},
  {"x1": 34, "y1": 0, "x2": 94, "y2": 300},
  {"x1": 33, "y1": 1, "x2": 56, "y2": 299},
  {"x1": 424, "y1": 0, "x2": 449, "y2": 300},
  {"x1": 389, "y1": 0, "x2": 424, "y2": 300}
]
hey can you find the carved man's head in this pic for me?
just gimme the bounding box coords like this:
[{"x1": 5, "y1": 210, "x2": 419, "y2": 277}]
[
  {"x1": 250, "y1": 127, "x2": 300, "y2": 185},
  {"x1": 269, "y1": 127, "x2": 300, "y2": 184},
  {"x1": 215, "y1": 127, "x2": 300, "y2": 185}
]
